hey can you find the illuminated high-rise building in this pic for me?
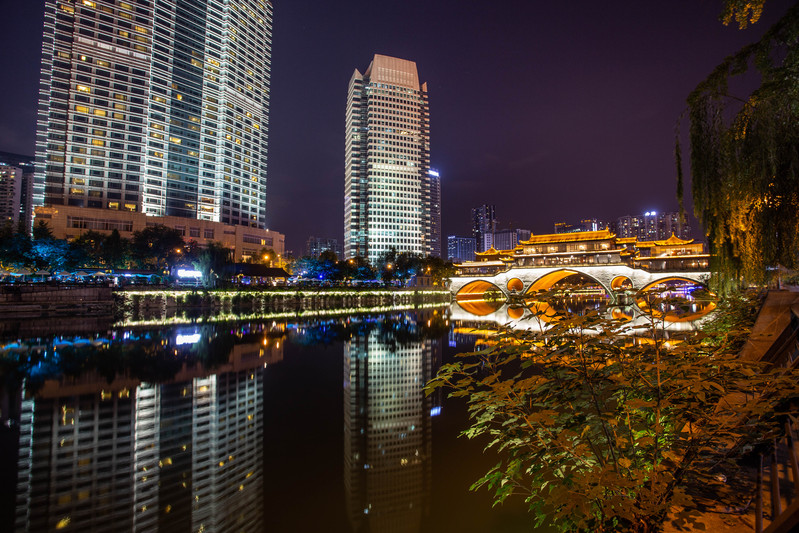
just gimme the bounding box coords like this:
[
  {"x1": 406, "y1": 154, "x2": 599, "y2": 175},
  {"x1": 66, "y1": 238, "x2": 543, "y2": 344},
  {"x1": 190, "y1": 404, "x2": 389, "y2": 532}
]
[
  {"x1": 344, "y1": 54, "x2": 432, "y2": 263},
  {"x1": 428, "y1": 169, "x2": 442, "y2": 258},
  {"x1": 472, "y1": 204, "x2": 496, "y2": 253},
  {"x1": 34, "y1": 0, "x2": 273, "y2": 228}
]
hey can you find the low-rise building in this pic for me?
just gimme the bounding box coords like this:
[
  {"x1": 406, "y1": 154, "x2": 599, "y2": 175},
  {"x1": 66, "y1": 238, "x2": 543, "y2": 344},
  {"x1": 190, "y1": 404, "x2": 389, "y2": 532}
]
[{"x1": 34, "y1": 205, "x2": 284, "y2": 262}]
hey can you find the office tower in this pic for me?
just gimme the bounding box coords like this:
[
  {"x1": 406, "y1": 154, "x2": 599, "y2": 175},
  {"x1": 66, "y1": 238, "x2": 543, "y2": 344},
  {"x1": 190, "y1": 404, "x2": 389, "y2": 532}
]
[
  {"x1": 344, "y1": 54, "x2": 432, "y2": 264},
  {"x1": 0, "y1": 166, "x2": 22, "y2": 228},
  {"x1": 471, "y1": 204, "x2": 496, "y2": 253},
  {"x1": 428, "y1": 169, "x2": 442, "y2": 257},
  {"x1": 34, "y1": 0, "x2": 273, "y2": 228},
  {"x1": 447, "y1": 235, "x2": 476, "y2": 263},
  {"x1": 306, "y1": 236, "x2": 343, "y2": 259}
]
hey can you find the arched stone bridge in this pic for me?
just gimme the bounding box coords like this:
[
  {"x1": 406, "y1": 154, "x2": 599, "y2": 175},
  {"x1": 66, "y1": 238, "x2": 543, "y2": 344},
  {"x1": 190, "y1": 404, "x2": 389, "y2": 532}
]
[{"x1": 448, "y1": 265, "x2": 710, "y2": 304}]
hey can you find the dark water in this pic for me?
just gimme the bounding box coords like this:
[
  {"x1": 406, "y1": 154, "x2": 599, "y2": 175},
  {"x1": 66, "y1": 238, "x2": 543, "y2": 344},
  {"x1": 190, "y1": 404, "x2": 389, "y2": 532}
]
[{"x1": 0, "y1": 308, "x2": 540, "y2": 533}]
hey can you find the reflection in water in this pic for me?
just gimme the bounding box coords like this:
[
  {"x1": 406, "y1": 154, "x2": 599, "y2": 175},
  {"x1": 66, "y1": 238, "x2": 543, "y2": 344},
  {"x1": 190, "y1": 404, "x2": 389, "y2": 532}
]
[
  {"x1": 344, "y1": 313, "x2": 442, "y2": 533},
  {"x1": 10, "y1": 325, "x2": 279, "y2": 532}
]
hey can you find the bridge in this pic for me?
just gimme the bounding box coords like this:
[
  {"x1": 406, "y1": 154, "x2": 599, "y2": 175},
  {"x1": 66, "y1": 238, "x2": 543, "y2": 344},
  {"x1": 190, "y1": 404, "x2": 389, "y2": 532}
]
[
  {"x1": 446, "y1": 229, "x2": 711, "y2": 305},
  {"x1": 447, "y1": 264, "x2": 711, "y2": 305}
]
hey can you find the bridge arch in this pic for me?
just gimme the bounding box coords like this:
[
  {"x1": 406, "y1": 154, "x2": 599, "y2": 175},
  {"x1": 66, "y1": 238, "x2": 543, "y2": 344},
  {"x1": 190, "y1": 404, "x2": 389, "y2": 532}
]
[
  {"x1": 611, "y1": 276, "x2": 633, "y2": 291},
  {"x1": 524, "y1": 269, "x2": 611, "y2": 296},
  {"x1": 507, "y1": 277, "x2": 524, "y2": 292},
  {"x1": 636, "y1": 277, "x2": 716, "y2": 322},
  {"x1": 638, "y1": 276, "x2": 709, "y2": 293},
  {"x1": 507, "y1": 306, "x2": 525, "y2": 320},
  {"x1": 455, "y1": 280, "x2": 505, "y2": 301},
  {"x1": 455, "y1": 299, "x2": 504, "y2": 317}
]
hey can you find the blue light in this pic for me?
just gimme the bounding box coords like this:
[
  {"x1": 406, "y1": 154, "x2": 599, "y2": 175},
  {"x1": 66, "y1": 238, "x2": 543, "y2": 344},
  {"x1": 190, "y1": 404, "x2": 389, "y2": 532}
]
[{"x1": 430, "y1": 406, "x2": 442, "y2": 417}]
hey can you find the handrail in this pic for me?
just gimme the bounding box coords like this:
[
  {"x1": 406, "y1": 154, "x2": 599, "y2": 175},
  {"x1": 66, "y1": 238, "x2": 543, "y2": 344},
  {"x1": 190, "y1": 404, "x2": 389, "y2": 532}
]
[{"x1": 755, "y1": 307, "x2": 799, "y2": 532}]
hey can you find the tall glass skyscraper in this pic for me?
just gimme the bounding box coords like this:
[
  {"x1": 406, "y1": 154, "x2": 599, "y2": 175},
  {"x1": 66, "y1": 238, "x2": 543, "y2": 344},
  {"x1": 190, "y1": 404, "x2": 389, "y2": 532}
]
[
  {"x1": 34, "y1": 0, "x2": 273, "y2": 228},
  {"x1": 344, "y1": 54, "x2": 433, "y2": 263}
]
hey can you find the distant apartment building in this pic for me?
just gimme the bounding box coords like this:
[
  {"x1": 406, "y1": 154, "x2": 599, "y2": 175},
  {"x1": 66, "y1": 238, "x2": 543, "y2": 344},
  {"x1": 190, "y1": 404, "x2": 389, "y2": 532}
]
[
  {"x1": 492, "y1": 228, "x2": 531, "y2": 251},
  {"x1": 306, "y1": 236, "x2": 343, "y2": 259},
  {"x1": 471, "y1": 204, "x2": 496, "y2": 253},
  {"x1": 612, "y1": 211, "x2": 691, "y2": 241},
  {"x1": 555, "y1": 218, "x2": 604, "y2": 234},
  {"x1": 447, "y1": 235, "x2": 476, "y2": 263},
  {"x1": 0, "y1": 166, "x2": 22, "y2": 228},
  {"x1": 344, "y1": 54, "x2": 433, "y2": 263},
  {"x1": 0, "y1": 152, "x2": 35, "y2": 232}
]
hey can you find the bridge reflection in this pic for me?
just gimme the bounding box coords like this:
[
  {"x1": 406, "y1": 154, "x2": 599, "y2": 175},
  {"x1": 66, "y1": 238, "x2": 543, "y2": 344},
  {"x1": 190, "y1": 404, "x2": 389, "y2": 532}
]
[{"x1": 450, "y1": 288, "x2": 716, "y2": 333}]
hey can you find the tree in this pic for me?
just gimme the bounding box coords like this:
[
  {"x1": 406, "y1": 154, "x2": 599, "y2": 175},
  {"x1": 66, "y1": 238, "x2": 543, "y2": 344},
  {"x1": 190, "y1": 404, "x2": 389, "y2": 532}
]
[
  {"x1": 102, "y1": 229, "x2": 131, "y2": 269},
  {"x1": 131, "y1": 225, "x2": 184, "y2": 271},
  {"x1": 191, "y1": 241, "x2": 231, "y2": 288},
  {"x1": 678, "y1": 4, "x2": 799, "y2": 291},
  {"x1": 32, "y1": 220, "x2": 53, "y2": 240},
  {"x1": 427, "y1": 290, "x2": 799, "y2": 532}
]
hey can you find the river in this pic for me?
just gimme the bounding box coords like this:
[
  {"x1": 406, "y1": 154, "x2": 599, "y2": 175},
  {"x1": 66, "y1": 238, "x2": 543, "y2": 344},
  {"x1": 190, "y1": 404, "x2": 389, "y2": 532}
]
[{"x1": 0, "y1": 304, "x2": 541, "y2": 533}]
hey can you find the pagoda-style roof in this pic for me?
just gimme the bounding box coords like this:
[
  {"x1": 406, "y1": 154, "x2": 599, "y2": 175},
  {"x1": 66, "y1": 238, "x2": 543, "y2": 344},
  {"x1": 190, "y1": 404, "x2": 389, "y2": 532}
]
[
  {"x1": 636, "y1": 234, "x2": 696, "y2": 248},
  {"x1": 520, "y1": 229, "x2": 615, "y2": 246},
  {"x1": 475, "y1": 246, "x2": 500, "y2": 256},
  {"x1": 616, "y1": 237, "x2": 638, "y2": 244},
  {"x1": 658, "y1": 233, "x2": 694, "y2": 246}
]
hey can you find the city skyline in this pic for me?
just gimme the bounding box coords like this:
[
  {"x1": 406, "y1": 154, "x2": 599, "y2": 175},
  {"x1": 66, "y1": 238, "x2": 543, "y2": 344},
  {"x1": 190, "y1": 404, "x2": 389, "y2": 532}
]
[{"x1": 1, "y1": 0, "x2": 794, "y2": 254}]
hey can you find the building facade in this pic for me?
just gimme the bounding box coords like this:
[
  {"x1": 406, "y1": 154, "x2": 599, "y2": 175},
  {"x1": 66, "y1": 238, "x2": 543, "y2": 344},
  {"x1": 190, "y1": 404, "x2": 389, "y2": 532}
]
[
  {"x1": 554, "y1": 218, "x2": 604, "y2": 234},
  {"x1": 0, "y1": 152, "x2": 35, "y2": 232},
  {"x1": 344, "y1": 54, "x2": 432, "y2": 264},
  {"x1": 492, "y1": 228, "x2": 531, "y2": 251},
  {"x1": 612, "y1": 212, "x2": 691, "y2": 241},
  {"x1": 471, "y1": 204, "x2": 496, "y2": 253},
  {"x1": 34, "y1": 204, "x2": 284, "y2": 262},
  {"x1": 0, "y1": 166, "x2": 22, "y2": 229},
  {"x1": 306, "y1": 236, "x2": 343, "y2": 259},
  {"x1": 447, "y1": 235, "x2": 476, "y2": 263},
  {"x1": 428, "y1": 169, "x2": 442, "y2": 257},
  {"x1": 34, "y1": 0, "x2": 273, "y2": 228}
]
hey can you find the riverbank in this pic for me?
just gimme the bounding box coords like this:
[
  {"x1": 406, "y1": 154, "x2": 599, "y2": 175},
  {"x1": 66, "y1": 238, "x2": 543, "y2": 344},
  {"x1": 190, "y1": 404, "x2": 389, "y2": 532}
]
[{"x1": 117, "y1": 287, "x2": 452, "y2": 323}]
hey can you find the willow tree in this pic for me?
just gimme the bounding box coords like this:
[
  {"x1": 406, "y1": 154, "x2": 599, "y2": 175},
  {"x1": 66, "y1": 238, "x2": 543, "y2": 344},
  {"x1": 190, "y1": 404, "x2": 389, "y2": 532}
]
[{"x1": 678, "y1": 3, "x2": 799, "y2": 291}]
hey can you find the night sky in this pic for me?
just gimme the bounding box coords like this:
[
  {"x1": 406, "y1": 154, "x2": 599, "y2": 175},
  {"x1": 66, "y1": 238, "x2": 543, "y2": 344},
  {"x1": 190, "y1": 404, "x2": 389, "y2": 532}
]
[{"x1": 0, "y1": 0, "x2": 793, "y2": 255}]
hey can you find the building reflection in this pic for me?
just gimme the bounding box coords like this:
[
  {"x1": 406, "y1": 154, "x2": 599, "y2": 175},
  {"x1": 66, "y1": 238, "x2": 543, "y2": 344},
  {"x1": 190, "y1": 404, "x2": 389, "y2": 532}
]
[
  {"x1": 344, "y1": 313, "x2": 441, "y2": 533},
  {"x1": 13, "y1": 327, "x2": 280, "y2": 532}
]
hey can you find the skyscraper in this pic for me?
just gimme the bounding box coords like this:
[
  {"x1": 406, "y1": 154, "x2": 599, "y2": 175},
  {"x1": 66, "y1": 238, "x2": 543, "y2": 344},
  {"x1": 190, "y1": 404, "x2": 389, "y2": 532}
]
[
  {"x1": 344, "y1": 54, "x2": 432, "y2": 264},
  {"x1": 472, "y1": 204, "x2": 496, "y2": 253},
  {"x1": 34, "y1": 0, "x2": 273, "y2": 228},
  {"x1": 428, "y1": 169, "x2": 441, "y2": 257}
]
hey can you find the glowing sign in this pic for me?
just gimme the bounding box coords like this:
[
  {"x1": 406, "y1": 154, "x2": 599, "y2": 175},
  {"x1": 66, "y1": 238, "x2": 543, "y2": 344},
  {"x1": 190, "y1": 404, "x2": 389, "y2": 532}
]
[
  {"x1": 430, "y1": 406, "x2": 442, "y2": 417},
  {"x1": 428, "y1": 169, "x2": 440, "y2": 177},
  {"x1": 177, "y1": 269, "x2": 202, "y2": 278},
  {"x1": 175, "y1": 333, "x2": 201, "y2": 345}
]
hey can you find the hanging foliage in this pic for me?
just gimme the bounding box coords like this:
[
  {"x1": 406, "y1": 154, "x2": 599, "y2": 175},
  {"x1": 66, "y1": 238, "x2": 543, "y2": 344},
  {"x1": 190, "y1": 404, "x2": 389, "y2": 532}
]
[{"x1": 678, "y1": 5, "x2": 799, "y2": 290}]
